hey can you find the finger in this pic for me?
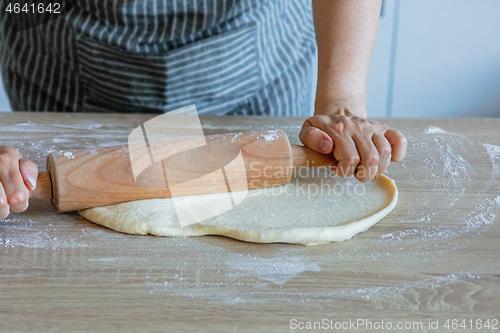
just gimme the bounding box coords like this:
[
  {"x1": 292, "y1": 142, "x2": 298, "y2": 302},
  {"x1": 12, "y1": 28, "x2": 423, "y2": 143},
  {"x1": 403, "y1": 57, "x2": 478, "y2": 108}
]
[
  {"x1": 19, "y1": 159, "x2": 38, "y2": 191},
  {"x1": 304, "y1": 117, "x2": 359, "y2": 177},
  {"x1": 0, "y1": 182, "x2": 9, "y2": 219},
  {"x1": 384, "y1": 129, "x2": 408, "y2": 162},
  {"x1": 372, "y1": 134, "x2": 392, "y2": 174},
  {"x1": 352, "y1": 134, "x2": 379, "y2": 183},
  {"x1": 299, "y1": 121, "x2": 334, "y2": 154},
  {"x1": 331, "y1": 137, "x2": 360, "y2": 178},
  {"x1": 0, "y1": 155, "x2": 29, "y2": 213}
]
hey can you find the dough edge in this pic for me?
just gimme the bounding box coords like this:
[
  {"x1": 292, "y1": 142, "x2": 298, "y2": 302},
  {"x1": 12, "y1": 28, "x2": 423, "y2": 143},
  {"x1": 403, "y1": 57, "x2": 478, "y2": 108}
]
[{"x1": 79, "y1": 175, "x2": 398, "y2": 246}]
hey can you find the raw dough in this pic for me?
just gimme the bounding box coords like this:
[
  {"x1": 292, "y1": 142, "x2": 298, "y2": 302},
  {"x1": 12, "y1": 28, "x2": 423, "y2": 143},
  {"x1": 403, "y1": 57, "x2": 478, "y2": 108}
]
[{"x1": 79, "y1": 172, "x2": 398, "y2": 246}]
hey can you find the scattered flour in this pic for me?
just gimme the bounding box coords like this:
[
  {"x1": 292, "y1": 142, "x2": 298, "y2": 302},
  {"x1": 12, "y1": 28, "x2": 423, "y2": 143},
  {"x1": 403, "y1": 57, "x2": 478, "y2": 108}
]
[
  {"x1": 355, "y1": 272, "x2": 483, "y2": 313},
  {"x1": 423, "y1": 126, "x2": 448, "y2": 134},
  {"x1": 0, "y1": 233, "x2": 86, "y2": 249},
  {"x1": 483, "y1": 143, "x2": 500, "y2": 176},
  {"x1": 225, "y1": 248, "x2": 321, "y2": 285},
  {"x1": 0, "y1": 121, "x2": 105, "y2": 132},
  {"x1": 138, "y1": 240, "x2": 322, "y2": 303},
  {"x1": 52, "y1": 138, "x2": 72, "y2": 143},
  {"x1": 381, "y1": 128, "x2": 499, "y2": 251},
  {"x1": 98, "y1": 141, "x2": 128, "y2": 147},
  {"x1": 87, "y1": 257, "x2": 118, "y2": 262},
  {"x1": 51, "y1": 121, "x2": 105, "y2": 130},
  {"x1": 63, "y1": 151, "x2": 74, "y2": 159},
  {"x1": 260, "y1": 129, "x2": 281, "y2": 142}
]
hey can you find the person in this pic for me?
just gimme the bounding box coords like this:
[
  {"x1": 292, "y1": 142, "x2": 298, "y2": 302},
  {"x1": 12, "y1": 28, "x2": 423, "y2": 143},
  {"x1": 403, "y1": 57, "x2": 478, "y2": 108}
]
[{"x1": 0, "y1": 0, "x2": 407, "y2": 219}]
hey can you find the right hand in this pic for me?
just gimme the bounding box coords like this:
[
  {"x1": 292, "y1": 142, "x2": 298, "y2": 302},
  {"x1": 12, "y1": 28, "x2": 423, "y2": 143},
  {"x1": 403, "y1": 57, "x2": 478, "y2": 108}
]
[
  {"x1": 299, "y1": 101, "x2": 407, "y2": 183},
  {"x1": 0, "y1": 146, "x2": 38, "y2": 219}
]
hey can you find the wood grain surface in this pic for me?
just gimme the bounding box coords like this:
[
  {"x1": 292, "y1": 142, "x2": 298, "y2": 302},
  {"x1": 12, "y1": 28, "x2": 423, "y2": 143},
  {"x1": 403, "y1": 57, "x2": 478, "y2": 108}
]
[{"x1": 0, "y1": 113, "x2": 499, "y2": 333}]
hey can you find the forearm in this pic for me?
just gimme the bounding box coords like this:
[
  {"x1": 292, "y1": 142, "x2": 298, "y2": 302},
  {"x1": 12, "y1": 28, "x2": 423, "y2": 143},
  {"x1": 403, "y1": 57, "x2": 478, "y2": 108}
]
[
  {"x1": 312, "y1": 0, "x2": 382, "y2": 117},
  {"x1": 300, "y1": 1, "x2": 407, "y2": 181}
]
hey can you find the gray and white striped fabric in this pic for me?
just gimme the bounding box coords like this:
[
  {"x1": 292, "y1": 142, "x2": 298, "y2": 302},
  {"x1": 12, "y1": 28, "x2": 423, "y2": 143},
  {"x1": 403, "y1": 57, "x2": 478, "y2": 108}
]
[{"x1": 0, "y1": 0, "x2": 317, "y2": 115}]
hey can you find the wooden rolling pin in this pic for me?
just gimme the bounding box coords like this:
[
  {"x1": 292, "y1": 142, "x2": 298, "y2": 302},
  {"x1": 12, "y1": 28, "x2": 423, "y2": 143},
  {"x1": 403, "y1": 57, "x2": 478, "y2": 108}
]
[{"x1": 30, "y1": 130, "x2": 336, "y2": 212}]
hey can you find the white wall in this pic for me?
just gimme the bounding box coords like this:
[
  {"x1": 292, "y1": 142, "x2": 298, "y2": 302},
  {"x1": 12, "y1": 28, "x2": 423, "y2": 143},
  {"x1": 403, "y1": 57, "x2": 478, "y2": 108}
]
[
  {"x1": 366, "y1": 0, "x2": 397, "y2": 117},
  {"x1": 0, "y1": 73, "x2": 11, "y2": 112},
  {"x1": 389, "y1": 0, "x2": 500, "y2": 117}
]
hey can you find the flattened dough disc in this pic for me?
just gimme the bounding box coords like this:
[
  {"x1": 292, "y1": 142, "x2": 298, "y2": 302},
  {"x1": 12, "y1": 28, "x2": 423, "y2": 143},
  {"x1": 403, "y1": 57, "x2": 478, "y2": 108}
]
[{"x1": 79, "y1": 173, "x2": 397, "y2": 246}]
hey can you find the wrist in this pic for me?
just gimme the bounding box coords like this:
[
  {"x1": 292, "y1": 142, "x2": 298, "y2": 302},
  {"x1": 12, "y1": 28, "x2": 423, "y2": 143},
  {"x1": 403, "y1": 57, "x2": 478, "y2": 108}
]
[
  {"x1": 314, "y1": 95, "x2": 367, "y2": 118},
  {"x1": 315, "y1": 73, "x2": 366, "y2": 103}
]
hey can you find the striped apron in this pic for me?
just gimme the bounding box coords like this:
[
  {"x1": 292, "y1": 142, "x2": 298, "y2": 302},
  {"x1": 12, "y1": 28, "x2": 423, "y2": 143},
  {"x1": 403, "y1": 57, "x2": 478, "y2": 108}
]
[{"x1": 0, "y1": 0, "x2": 317, "y2": 116}]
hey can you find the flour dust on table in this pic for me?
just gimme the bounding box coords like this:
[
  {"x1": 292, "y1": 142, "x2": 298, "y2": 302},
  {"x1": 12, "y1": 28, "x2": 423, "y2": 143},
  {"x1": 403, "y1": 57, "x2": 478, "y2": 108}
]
[{"x1": 79, "y1": 171, "x2": 398, "y2": 246}]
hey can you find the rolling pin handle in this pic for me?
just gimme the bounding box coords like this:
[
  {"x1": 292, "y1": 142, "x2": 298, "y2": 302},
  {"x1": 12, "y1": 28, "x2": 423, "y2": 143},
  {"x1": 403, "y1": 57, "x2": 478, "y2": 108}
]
[
  {"x1": 291, "y1": 145, "x2": 337, "y2": 169},
  {"x1": 29, "y1": 171, "x2": 53, "y2": 199}
]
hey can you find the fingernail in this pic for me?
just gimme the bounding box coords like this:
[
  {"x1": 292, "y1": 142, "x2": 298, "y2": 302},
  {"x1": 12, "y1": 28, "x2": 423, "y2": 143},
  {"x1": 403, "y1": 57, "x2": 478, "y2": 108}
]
[
  {"x1": 26, "y1": 174, "x2": 37, "y2": 190},
  {"x1": 319, "y1": 139, "x2": 329, "y2": 153}
]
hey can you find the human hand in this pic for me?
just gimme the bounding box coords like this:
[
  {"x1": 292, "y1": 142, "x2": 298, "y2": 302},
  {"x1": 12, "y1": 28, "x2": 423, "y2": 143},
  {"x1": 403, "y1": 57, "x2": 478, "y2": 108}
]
[
  {"x1": 299, "y1": 101, "x2": 407, "y2": 183},
  {"x1": 0, "y1": 146, "x2": 38, "y2": 219}
]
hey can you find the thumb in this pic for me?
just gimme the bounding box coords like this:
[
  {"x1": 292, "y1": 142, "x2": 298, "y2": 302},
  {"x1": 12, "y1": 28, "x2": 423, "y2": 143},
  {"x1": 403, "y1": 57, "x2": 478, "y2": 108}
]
[{"x1": 299, "y1": 123, "x2": 334, "y2": 154}]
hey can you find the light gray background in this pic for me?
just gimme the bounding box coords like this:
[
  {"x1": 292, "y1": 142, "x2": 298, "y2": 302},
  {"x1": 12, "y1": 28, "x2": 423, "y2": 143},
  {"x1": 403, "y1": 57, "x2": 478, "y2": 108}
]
[
  {"x1": 0, "y1": 72, "x2": 9, "y2": 112},
  {"x1": 1, "y1": 0, "x2": 500, "y2": 116}
]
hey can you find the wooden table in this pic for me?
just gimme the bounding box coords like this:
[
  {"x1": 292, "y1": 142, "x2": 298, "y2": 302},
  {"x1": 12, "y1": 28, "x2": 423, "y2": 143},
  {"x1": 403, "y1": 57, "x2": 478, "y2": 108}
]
[{"x1": 1, "y1": 113, "x2": 499, "y2": 332}]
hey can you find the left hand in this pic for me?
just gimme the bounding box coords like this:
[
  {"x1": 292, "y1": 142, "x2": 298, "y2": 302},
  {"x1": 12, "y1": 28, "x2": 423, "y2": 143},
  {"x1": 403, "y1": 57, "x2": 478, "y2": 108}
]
[{"x1": 299, "y1": 100, "x2": 407, "y2": 183}]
